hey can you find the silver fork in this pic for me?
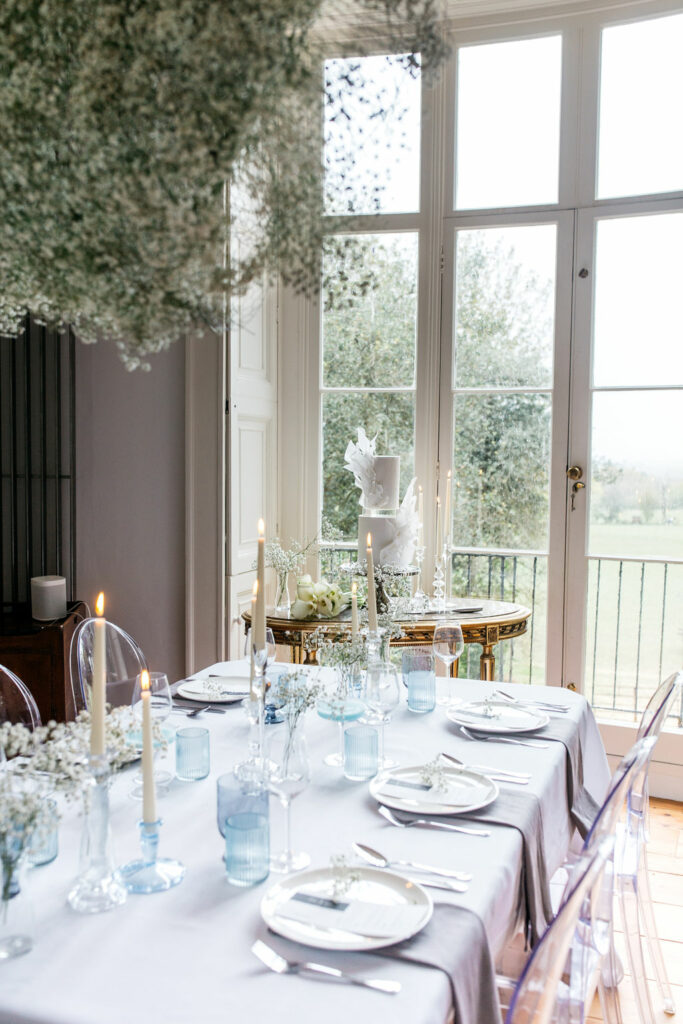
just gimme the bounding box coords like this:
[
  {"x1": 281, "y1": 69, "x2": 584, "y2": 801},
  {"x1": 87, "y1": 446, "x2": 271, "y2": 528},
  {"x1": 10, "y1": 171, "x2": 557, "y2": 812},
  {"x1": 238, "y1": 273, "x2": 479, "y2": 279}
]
[
  {"x1": 379, "y1": 804, "x2": 491, "y2": 837},
  {"x1": 251, "y1": 940, "x2": 401, "y2": 994},
  {"x1": 458, "y1": 724, "x2": 549, "y2": 749},
  {"x1": 440, "y1": 752, "x2": 529, "y2": 784}
]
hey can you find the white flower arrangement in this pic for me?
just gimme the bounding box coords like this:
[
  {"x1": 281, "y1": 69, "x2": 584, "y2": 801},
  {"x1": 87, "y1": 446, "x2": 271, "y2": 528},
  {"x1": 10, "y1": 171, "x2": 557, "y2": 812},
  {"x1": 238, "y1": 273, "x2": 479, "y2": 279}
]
[
  {"x1": 291, "y1": 576, "x2": 351, "y2": 620},
  {"x1": 0, "y1": 0, "x2": 448, "y2": 369}
]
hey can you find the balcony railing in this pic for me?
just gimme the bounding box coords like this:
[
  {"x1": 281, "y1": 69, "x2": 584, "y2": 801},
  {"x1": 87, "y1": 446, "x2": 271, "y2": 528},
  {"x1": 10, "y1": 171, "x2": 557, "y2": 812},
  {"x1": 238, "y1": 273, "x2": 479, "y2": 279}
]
[{"x1": 320, "y1": 543, "x2": 682, "y2": 725}]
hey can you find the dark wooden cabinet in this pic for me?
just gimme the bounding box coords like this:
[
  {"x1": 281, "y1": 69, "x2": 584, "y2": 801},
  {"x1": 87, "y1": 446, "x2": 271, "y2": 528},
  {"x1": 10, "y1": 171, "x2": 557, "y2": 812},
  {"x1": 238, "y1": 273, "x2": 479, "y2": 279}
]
[{"x1": 0, "y1": 602, "x2": 87, "y2": 722}]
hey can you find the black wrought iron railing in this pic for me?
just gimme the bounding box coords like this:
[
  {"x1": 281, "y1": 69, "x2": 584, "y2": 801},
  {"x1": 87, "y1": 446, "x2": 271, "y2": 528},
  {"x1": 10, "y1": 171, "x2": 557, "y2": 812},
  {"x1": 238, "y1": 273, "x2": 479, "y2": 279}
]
[
  {"x1": 0, "y1": 319, "x2": 76, "y2": 611},
  {"x1": 320, "y1": 542, "x2": 682, "y2": 724}
]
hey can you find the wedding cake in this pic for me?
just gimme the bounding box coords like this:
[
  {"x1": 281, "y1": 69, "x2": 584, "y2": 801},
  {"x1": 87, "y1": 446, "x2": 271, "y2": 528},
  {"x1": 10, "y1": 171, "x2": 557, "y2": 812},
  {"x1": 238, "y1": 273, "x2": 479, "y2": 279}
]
[{"x1": 344, "y1": 429, "x2": 419, "y2": 567}]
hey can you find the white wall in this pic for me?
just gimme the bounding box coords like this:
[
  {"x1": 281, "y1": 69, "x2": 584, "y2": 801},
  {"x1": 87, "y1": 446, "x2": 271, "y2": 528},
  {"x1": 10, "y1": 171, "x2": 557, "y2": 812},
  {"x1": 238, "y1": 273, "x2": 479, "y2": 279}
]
[{"x1": 75, "y1": 339, "x2": 186, "y2": 682}]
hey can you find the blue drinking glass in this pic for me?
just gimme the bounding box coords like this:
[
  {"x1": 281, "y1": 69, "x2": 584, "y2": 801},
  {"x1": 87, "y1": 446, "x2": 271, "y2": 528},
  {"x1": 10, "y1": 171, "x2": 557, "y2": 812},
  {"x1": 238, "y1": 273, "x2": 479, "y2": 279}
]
[
  {"x1": 402, "y1": 649, "x2": 436, "y2": 714},
  {"x1": 217, "y1": 773, "x2": 269, "y2": 886},
  {"x1": 175, "y1": 726, "x2": 210, "y2": 781},
  {"x1": 28, "y1": 799, "x2": 59, "y2": 867},
  {"x1": 343, "y1": 725, "x2": 379, "y2": 781}
]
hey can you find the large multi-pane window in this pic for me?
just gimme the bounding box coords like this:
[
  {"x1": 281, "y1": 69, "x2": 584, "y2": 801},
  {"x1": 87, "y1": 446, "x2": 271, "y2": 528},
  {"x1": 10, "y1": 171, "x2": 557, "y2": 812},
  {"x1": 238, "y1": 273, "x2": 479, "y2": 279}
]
[{"x1": 304, "y1": 4, "x2": 683, "y2": 724}]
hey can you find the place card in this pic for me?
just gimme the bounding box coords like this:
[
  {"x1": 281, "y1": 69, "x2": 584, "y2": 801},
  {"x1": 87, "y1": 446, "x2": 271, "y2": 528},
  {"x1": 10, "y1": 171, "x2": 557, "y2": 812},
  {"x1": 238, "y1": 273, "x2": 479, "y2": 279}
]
[{"x1": 277, "y1": 893, "x2": 426, "y2": 937}]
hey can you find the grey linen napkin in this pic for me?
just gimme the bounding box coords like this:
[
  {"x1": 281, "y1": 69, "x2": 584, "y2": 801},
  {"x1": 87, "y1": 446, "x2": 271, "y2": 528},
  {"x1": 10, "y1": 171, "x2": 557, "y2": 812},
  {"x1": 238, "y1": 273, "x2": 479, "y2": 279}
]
[
  {"x1": 440, "y1": 789, "x2": 553, "y2": 946},
  {"x1": 536, "y1": 715, "x2": 601, "y2": 839},
  {"x1": 377, "y1": 903, "x2": 501, "y2": 1024},
  {"x1": 261, "y1": 903, "x2": 500, "y2": 1024}
]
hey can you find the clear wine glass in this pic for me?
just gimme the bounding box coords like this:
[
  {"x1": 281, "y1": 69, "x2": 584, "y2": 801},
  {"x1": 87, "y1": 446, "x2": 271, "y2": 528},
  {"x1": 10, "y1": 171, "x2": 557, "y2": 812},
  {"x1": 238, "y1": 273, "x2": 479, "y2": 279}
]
[
  {"x1": 364, "y1": 661, "x2": 400, "y2": 769},
  {"x1": 131, "y1": 671, "x2": 173, "y2": 795},
  {"x1": 267, "y1": 727, "x2": 311, "y2": 873},
  {"x1": 432, "y1": 621, "x2": 464, "y2": 706}
]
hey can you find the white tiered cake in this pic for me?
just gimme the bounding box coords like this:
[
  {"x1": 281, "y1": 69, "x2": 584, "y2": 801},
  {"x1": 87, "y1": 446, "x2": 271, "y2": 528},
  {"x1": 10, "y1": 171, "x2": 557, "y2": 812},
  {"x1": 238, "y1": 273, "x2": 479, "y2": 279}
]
[{"x1": 344, "y1": 430, "x2": 418, "y2": 568}]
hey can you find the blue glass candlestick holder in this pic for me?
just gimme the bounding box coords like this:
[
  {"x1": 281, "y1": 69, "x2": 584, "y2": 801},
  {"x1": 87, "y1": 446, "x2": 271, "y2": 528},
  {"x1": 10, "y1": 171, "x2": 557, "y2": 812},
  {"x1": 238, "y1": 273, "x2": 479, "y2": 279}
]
[{"x1": 119, "y1": 819, "x2": 185, "y2": 894}]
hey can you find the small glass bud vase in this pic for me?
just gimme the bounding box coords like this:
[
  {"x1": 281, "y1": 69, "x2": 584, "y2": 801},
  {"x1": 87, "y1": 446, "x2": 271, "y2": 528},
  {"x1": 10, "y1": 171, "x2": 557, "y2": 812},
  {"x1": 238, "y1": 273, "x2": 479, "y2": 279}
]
[
  {"x1": 274, "y1": 570, "x2": 291, "y2": 616},
  {"x1": 67, "y1": 754, "x2": 127, "y2": 914},
  {"x1": 0, "y1": 840, "x2": 34, "y2": 960}
]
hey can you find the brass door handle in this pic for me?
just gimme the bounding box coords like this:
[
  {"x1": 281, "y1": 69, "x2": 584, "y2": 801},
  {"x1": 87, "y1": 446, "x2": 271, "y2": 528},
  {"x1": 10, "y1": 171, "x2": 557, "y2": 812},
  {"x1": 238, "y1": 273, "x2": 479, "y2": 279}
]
[{"x1": 566, "y1": 465, "x2": 583, "y2": 481}]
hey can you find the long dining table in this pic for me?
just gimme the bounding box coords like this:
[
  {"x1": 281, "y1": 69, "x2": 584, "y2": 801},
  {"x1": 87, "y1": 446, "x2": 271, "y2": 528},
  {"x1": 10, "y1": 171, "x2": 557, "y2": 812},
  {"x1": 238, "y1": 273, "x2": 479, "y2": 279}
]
[{"x1": 0, "y1": 667, "x2": 610, "y2": 1024}]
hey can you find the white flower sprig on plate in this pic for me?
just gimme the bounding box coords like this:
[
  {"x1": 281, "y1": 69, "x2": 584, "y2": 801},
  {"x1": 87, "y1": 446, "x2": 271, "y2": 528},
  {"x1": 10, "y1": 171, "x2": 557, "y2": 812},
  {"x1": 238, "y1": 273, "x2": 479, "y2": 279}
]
[
  {"x1": 419, "y1": 757, "x2": 451, "y2": 794},
  {"x1": 330, "y1": 854, "x2": 361, "y2": 902}
]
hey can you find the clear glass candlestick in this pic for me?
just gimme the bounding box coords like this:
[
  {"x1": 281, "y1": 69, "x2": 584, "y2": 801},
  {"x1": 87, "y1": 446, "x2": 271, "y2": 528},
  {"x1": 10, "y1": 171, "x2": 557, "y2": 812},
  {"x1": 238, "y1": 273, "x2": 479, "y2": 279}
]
[
  {"x1": 119, "y1": 819, "x2": 185, "y2": 893},
  {"x1": 411, "y1": 545, "x2": 427, "y2": 613},
  {"x1": 67, "y1": 755, "x2": 127, "y2": 914}
]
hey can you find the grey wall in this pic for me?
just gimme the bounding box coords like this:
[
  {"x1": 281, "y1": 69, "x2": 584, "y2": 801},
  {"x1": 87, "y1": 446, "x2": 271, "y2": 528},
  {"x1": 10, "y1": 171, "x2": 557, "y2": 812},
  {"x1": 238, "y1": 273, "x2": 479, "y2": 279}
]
[{"x1": 75, "y1": 340, "x2": 186, "y2": 682}]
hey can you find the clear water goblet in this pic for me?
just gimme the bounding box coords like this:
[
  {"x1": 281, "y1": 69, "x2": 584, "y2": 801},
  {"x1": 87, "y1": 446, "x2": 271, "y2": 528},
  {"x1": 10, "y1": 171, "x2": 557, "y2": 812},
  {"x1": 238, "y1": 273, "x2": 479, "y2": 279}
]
[
  {"x1": 266, "y1": 728, "x2": 311, "y2": 873},
  {"x1": 131, "y1": 671, "x2": 173, "y2": 795},
  {"x1": 432, "y1": 621, "x2": 464, "y2": 706},
  {"x1": 364, "y1": 661, "x2": 400, "y2": 769}
]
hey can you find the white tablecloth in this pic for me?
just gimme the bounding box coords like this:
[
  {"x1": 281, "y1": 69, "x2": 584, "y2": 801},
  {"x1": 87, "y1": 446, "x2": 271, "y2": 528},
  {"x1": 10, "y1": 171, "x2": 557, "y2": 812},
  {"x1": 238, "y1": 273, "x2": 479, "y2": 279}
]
[{"x1": 0, "y1": 670, "x2": 609, "y2": 1024}]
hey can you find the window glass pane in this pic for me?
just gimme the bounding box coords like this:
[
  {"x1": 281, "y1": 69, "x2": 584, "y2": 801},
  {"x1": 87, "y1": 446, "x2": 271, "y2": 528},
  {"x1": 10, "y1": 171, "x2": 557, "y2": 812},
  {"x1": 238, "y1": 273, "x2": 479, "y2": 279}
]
[
  {"x1": 322, "y1": 233, "x2": 417, "y2": 388},
  {"x1": 455, "y1": 35, "x2": 561, "y2": 210},
  {"x1": 453, "y1": 553, "x2": 548, "y2": 685},
  {"x1": 597, "y1": 13, "x2": 683, "y2": 199},
  {"x1": 324, "y1": 54, "x2": 420, "y2": 215},
  {"x1": 589, "y1": 391, "x2": 683, "y2": 559},
  {"x1": 453, "y1": 393, "x2": 551, "y2": 550},
  {"x1": 593, "y1": 214, "x2": 683, "y2": 387},
  {"x1": 454, "y1": 225, "x2": 556, "y2": 388},
  {"x1": 322, "y1": 393, "x2": 415, "y2": 540}
]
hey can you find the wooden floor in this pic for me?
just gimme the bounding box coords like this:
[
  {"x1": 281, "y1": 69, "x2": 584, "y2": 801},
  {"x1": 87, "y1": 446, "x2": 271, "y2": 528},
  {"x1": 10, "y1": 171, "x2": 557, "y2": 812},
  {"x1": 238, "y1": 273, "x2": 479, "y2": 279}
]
[{"x1": 587, "y1": 797, "x2": 683, "y2": 1023}]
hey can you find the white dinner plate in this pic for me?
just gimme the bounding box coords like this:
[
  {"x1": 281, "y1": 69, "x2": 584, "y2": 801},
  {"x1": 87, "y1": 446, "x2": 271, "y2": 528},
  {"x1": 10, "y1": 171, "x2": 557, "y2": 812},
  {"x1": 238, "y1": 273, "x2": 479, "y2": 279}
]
[
  {"x1": 449, "y1": 602, "x2": 484, "y2": 614},
  {"x1": 261, "y1": 865, "x2": 432, "y2": 952},
  {"x1": 176, "y1": 674, "x2": 251, "y2": 704},
  {"x1": 370, "y1": 763, "x2": 498, "y2": 816},
  {"x1": 447, "y1": 699, "x2": 549, "y2": 734}
]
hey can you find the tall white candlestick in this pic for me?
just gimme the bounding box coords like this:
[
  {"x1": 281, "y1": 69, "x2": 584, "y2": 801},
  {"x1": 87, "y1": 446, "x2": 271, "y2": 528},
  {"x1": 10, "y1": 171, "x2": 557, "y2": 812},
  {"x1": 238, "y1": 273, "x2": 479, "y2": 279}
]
[
  {"x1": 435, "y1": 497, "x2": 442, "y2": 559},
  {"x1": 140, "y1": 670, "x2": 157, "y2": 824},
  {"x1": 366, "y1": 534, "x2": 378, "y2": 632},
  {"x1": 444, "y1": 470, "x2": 452, "y2": 550},
  {"x1": 254, "y1": 518, "x2": 266, "y2": 649},
  {"x1": 90, "y1": 592, "x2": 106, "y2": 758},
  {"x1": 351, "y1": 580, "x2": 358, "y2": 639},
  {"x1": 418, "y1": 485, "x2": 424, "y2": 546},
  {"x1": 249, "y1": 583, "x2": 258, "y2": 699}
]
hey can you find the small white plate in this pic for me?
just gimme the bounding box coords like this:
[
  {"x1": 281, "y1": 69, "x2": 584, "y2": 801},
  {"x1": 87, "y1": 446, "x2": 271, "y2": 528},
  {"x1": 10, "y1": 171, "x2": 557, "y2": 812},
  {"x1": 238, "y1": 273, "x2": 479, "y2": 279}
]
[
  {"x1": 450, "y1": 603, "x2": 484, "y2": 614},
  {"x1": 176, "y1": 674, "x2": 251, "y2": 704},
  {"x1": 447, "y1": 699, "x2": 549, "y2": 734},
  {"x1": 370, "y1": 763, "x2": 498, "y2": 816},
  {"x1": 261, "y1": 865, "x2": 432, "y2": 952}
]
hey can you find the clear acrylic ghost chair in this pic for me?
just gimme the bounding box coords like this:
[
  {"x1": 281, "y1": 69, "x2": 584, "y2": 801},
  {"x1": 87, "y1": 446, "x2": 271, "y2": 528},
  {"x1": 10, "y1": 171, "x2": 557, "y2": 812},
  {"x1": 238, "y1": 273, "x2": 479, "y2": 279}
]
[
  {"x1": 505, "y1": 836, "x2": 615, "y2": 1024},
  {"x1": 0, "y1": 664, "x2": 42, "y2": 730},
  {"x1": 614, "y1": 671, "x2": 682, "y2": 1020},
  {"x1": 69, "y1": 617, "x2": 147, "y2": 717}
]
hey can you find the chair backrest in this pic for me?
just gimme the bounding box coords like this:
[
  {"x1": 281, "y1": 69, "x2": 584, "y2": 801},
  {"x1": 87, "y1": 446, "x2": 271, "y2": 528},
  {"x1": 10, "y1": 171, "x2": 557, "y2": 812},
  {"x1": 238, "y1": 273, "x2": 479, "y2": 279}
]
[
  {"x1": 582, "y1": 737, "x2": 653, "y2": 852},
  {"x1": 69, "y1": 618, "x2": 147, "y2": 716},
  {"x1": 506, "y1": 837, "x2": 615, "y2": 1024},
  {"x1": 0, "y1": 664, "x2": 42, "y2": 730},
  {"x1": 637, "y1": 671, "x2": 682, "y2": 742}
]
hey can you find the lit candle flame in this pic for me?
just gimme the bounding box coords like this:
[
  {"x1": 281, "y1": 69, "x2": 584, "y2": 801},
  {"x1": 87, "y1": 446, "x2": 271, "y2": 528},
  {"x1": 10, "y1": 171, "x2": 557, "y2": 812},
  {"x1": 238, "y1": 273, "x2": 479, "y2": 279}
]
[
  {"x1": 95, "y1": 592, "x2": 105, "y2": 616},
  {"x1": 257, "y1": 518, "x2": 265, "y2": 537},
  {"x1": 253, "y1": 580, "x2": 259, "y2": 597},
  {"x1": 352, "y1": 580, "x2": 357, "y2": 595},
  {"x1": 140, "y1": 669, "x2": 150, "y2": 693},
  {"x1": 418, "y1": 484, "x2": 423, "y2": 493},
  {"x1": 447, "y1": 469, "x2": 452, "y2": 479},
  {"x1": 366, "y1": 532, "x2": 372, "y2": 547}
]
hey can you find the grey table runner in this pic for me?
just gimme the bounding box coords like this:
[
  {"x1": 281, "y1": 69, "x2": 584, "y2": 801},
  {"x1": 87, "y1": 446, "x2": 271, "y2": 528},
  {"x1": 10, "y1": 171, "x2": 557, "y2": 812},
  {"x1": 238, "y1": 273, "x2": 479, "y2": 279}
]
[
  {"x1": 536, "y1": 716, "x2": 601, "y2": 839},
  {"x1": 378, "y1": 904, "x2": 500, "y2": 1024},
  {"x1": 264, "y1": 902, "x2": 501, "y2": 1024}
]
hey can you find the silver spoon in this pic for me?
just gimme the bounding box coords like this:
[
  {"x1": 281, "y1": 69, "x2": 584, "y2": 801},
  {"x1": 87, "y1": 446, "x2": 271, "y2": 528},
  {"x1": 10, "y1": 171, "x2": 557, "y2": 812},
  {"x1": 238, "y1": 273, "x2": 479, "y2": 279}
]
[
  {"x1": 352, "y1": 841, "x2": 472, "y2": 882},
  {"x1": 379, "y1": 804, "x2": 491, "y2": 837},
  {"x1": 458, "y1": 724, "x2": 549, "y2": 749},
  {"x1": 440, "y1": 752, "x2": 530, "y2": 784}
]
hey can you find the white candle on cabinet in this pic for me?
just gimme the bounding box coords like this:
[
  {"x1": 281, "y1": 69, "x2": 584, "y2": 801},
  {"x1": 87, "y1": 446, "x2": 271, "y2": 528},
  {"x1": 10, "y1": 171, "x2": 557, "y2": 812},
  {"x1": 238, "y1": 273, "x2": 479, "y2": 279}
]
[
  {"x1": 140, "y1": 670, "x2": 157, "y2": 824},
  {"x1": 90, "y1": 591, "x2": 106, "y2": 758}
]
